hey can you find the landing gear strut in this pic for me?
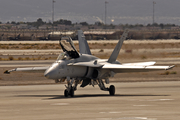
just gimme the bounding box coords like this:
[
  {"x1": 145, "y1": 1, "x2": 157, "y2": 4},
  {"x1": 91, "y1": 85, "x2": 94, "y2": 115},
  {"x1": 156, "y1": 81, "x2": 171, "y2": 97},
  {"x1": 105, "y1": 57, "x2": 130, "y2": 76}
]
[
  {"x1": 97, "y1": 79, "x2": 115, "y2": 96},
  {"x1": 64, "y1": 78, "x2": 79, "y2": 97},
  {"x1": 69, "y1": 88, "x2": 74, "y2": 97}
]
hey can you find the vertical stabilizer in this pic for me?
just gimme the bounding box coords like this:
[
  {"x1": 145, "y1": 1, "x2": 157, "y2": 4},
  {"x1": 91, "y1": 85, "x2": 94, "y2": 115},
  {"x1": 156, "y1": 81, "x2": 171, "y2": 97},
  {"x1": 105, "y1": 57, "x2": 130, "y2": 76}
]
[
  {"x1": 78, "y1": 30, "x2": 91, "y2": 55},
  {"x1": 108, "y1": 29, "x2": 129, "y2": 63}
]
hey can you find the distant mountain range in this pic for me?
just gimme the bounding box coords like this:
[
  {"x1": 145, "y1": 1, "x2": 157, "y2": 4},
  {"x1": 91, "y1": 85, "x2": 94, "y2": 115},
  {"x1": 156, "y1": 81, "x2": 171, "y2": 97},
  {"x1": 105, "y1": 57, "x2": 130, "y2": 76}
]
[{"x1": 0, "y1": 0, "x2": 180, "y2": 25}]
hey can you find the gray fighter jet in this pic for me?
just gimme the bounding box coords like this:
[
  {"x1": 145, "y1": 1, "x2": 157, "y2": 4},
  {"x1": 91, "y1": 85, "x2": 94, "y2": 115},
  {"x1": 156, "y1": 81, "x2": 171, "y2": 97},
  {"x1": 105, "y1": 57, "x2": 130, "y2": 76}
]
[{"x1": 4, "y1": 30, "x2": 174, "y2": 97}]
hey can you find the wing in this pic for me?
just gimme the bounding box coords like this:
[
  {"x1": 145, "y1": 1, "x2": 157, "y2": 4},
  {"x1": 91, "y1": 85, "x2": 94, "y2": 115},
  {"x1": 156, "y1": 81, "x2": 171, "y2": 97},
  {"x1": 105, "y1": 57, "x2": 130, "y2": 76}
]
[
  {"x1": 102, "y1": 64, "x2": 175, "y2": 73},
  {"x1": 78, "y1": 30, "x2": 91, "y2": 55},
  {"x1": 122, "y1": 61, "x2": 156, "y2": 66},
  {"x1": 4, "y1": 66, "x2": 49, "y2": 74}
]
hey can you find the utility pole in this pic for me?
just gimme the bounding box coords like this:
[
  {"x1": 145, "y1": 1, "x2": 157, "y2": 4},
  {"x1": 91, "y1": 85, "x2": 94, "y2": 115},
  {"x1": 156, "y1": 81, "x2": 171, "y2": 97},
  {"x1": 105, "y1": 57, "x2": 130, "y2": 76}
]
[
  {"x1": 105, "y1": 1, "x2": 108, "y2": 39},
  {"x1": 153, "y1": 1, "x2": 156, "y2": 39},
  {"x1": 52, "y1": 0, "x2": 55, "y2": 36},
  {"x1": 105, "y1": 1, "x2": 108, "y2": 29},
  {"x1": 153, "y1": 1, "x2": 156, "y2": 26}
]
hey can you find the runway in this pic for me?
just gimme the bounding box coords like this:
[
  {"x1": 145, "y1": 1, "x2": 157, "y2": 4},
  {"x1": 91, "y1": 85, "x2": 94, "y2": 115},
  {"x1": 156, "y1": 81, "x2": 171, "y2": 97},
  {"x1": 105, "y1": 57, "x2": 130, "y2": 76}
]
[{"x1": 0, "y1": 81, "x2": 180, "y2": 120}]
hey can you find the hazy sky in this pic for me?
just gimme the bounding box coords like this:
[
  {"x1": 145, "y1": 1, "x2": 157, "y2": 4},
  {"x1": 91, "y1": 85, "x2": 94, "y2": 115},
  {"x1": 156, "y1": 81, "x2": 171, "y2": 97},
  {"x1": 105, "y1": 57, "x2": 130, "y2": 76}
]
[{"x1": 0, "y1": 0, "x2": 180, "y2": 25}]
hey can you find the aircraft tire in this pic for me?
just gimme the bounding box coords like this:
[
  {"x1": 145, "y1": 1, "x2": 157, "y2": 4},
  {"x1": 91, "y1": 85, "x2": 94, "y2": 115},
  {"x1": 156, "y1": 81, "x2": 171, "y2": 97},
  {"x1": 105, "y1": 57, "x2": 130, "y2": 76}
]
[
  {"x1": 109, "y1": 85, "x2": 115, "y2": 96},
  {"x1": 70, "y1": 89, "x2": 74, "y2": 97},
  {"x1": 64, "y1": 89, "x2": 69, "y2": 97}
]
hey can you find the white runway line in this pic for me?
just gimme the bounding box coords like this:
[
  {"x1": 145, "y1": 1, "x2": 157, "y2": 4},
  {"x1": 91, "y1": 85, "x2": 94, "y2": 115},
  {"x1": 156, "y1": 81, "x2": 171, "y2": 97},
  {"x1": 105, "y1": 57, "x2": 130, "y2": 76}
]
[
  {"x1": 147, "y1": 99, "x2": 174, "y2": 101},
  {"x1": 99, "y1": 111, "x2": 121, "y2": 114},
  {"x1": 133, "y1": 105, "x2": 154, "y2": 107},
  {"x1": 51, "y1": 103, "x2": 69, "y2": 106}
]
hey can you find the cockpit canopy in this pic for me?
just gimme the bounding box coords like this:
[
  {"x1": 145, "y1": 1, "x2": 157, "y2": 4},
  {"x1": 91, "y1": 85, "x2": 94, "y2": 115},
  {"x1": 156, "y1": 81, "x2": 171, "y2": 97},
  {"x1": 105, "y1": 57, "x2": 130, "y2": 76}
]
[
  {"x1": 59, "y1": 36, "x2": 79, "y2": 60},
  {"x1": 57, "y1": 52, "x2": 70, "y2": 60}
]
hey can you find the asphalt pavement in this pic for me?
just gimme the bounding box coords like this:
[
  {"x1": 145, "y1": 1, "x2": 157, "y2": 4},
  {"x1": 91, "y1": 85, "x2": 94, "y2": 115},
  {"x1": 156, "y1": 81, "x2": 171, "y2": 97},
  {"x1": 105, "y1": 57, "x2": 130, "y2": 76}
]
[{"x1": 0, "y1": 81, "x2": 180, "y2": 120}]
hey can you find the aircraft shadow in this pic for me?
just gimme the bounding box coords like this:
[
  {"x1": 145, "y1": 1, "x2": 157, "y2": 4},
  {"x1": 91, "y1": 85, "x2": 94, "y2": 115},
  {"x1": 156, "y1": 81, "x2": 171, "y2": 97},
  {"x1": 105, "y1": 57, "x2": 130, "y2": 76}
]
[{"x1": 16, "y1": 94, "x2": 169, "y2": 100}]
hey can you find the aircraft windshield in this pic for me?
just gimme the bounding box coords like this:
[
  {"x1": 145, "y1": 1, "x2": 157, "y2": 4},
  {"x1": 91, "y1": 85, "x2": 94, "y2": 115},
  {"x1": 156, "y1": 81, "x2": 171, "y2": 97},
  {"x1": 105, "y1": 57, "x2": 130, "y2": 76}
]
[
  {"x1": 59, "y1": 36, "x2": 79, "y2": 59},
  {"x1": 57, "y1": 52, "x2": 70, "y2": 60}
]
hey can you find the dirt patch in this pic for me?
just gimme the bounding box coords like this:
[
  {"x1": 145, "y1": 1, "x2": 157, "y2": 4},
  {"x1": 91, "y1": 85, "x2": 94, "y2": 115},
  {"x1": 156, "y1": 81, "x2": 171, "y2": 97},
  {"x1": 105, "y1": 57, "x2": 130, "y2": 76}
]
[
  {"x1": 1, "y1": 40, "x2": 180, "y2": 50},
  {"x1": 1, "y1": 40, "x2": 180, "y2": 61}
]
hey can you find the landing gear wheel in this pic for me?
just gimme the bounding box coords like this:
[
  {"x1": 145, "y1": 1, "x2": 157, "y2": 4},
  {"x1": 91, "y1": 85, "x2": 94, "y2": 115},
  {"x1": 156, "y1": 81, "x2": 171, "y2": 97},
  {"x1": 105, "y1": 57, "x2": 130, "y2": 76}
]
[
  {"x1": 64, "y1": 89, "x2": 69, "y2": 97},
  {"x1": 109, "y1": 85, "x2": 115, "y2": 96},
  {"x1": 69, "y1": 88, "x2": 74, "y2": 97}
]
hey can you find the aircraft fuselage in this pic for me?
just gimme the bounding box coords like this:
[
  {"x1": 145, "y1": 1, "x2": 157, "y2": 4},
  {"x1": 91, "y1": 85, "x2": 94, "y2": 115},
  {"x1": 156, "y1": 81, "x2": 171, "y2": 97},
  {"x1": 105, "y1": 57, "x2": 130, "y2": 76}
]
[{"x1": 44, "y1": 54, "x2": 99, "y2": 79}]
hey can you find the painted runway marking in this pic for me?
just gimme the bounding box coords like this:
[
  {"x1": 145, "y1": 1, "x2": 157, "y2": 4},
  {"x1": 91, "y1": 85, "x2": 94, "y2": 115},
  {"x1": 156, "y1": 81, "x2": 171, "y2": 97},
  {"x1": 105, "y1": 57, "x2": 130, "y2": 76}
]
[
  {"x1": 159, "y1": 99, "x2": 174, "y2": 101},
  {"x1": 109, "y1": 111, "x2": 121, "y2": 114},
  {"x1": 96, "y1": 118, "x2": 112, "y2": 120},
  {"x1": 148, "y1": 99, "x2": 174, "y2": 101},
  {"x1": 99, "y1": 111, "x2": 121, "y2": 114},
  {"x1": 135, "y1": 117, "x2": 157, "y2": 120},
  {"x1": 135, "y1": 117, "x2": 148, "y2": 120},
  {"x1": 117, "y1": 117, "x2": 157, "y2": 120},
  {"x1": 51, "y1": 103, "x2": 69, "y2": 106},
  {"x1": 140, "y1": 99, "x2": 174, "y2": 102},
  {"x1": 133, "y1": 105, "x2": 154, "y2": 107},
  {"x1": 96, "y1": 117, "x2": 157, "y2": 120}
]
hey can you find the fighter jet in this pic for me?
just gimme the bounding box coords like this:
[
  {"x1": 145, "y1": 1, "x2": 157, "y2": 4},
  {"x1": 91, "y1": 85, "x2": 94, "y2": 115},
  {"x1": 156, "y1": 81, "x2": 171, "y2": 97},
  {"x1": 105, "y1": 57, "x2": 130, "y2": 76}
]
[{"x1": 4, "y1": 30, "x2": 175, "y2": 97}]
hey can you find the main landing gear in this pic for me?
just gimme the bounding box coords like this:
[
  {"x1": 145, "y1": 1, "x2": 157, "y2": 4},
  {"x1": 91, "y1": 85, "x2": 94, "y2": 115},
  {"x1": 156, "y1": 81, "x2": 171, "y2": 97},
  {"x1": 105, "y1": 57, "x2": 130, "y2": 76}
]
[
  {"x1": 64, "y1": 78, "x2": 115, "y2": 97},
  {"x1": 97, "y1": 79, "x2": 115, "y2": 96},
  {"x1": 109, "y1": 85, "x2": 115, "y2": 95}
]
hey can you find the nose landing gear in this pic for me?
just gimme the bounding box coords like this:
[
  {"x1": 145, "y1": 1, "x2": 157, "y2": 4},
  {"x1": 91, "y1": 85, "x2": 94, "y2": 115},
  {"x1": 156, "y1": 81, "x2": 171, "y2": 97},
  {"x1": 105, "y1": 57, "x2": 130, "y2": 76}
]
[
  {"x1": 64, "y1": 89, "x2": 69, "y2": 97},
  {"x1": 64, "y1": 78, "x2": 79, "y2": 97},
  {"x1": 64, "y1": 87, "x2": 74, "y2": 97}
]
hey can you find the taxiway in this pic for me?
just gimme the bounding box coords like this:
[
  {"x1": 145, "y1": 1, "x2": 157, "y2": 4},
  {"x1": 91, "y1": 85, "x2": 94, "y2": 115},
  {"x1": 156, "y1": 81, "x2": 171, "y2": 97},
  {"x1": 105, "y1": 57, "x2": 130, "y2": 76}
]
[{"x1": 0, "y1": 81, "x2": 180, "y2": 120}]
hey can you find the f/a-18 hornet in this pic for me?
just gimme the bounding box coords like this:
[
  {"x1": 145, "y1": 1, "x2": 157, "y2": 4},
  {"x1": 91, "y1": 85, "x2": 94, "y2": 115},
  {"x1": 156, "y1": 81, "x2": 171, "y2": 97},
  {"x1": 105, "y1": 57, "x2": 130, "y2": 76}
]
[{"x1": 5, "y1": 30, "x2": 174, "y2": 97}]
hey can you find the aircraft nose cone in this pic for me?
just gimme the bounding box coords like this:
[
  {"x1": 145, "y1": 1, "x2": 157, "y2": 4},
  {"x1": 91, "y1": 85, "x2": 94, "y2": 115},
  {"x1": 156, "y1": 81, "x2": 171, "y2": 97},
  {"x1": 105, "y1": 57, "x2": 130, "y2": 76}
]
[
  {"x1": 44, "y1": 63, "x2": 59, "y2": 79},
  {"x1": 44, "y1": 71, "x2": 50, "y2": 78},
  {"x1": 44, "y1": 68, "x2": 58, "y2": 79}
]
